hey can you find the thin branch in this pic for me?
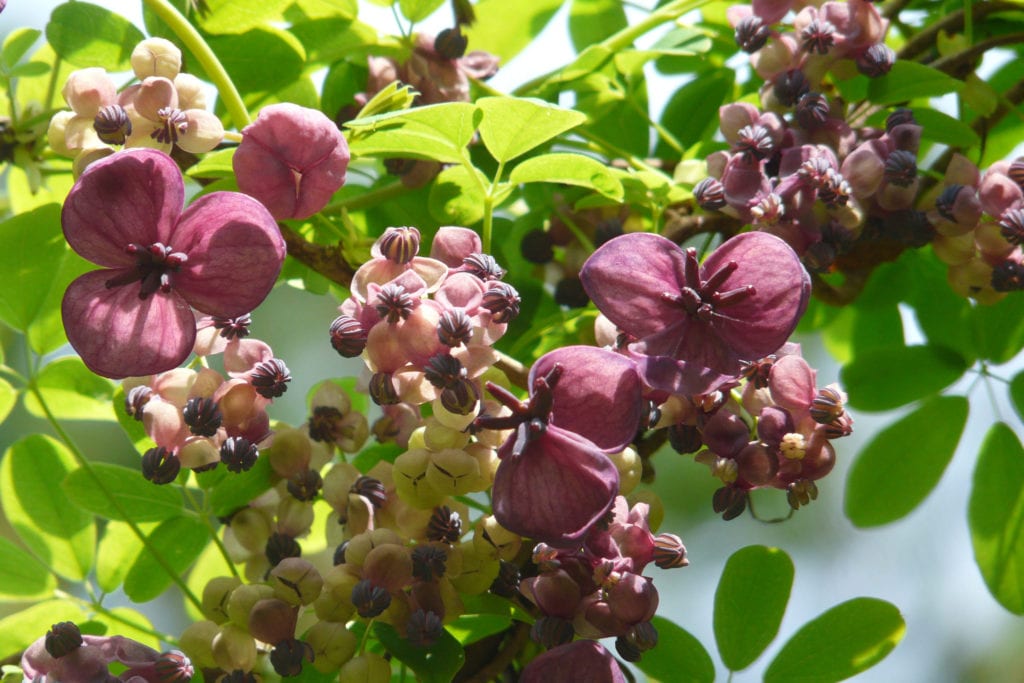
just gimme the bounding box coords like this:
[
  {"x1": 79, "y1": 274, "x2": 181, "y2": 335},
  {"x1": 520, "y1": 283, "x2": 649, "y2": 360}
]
[
  {"x1": 897, "y1": 2, "x2": 1018, "y2": 61},
  {"x1": 279, "y1": 225, "x2": 356, "y2": 288}
]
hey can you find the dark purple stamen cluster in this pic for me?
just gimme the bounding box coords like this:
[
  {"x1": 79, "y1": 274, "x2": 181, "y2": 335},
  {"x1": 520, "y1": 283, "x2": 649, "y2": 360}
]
[
  {"x1": 477, "y1": 364, "x2": 562, "y2": 457},
  {"x1": 142, "y1": 446, "x2": 181, "y2": 484},
  {"x1": 351, "y1": 475, "x2": 387, "y2": 508},
  {"x1": 661, "y1": 249, "x2": 755, "y2": 323},
  {"x1": 105, "y1": 242, "x2": 188, "y2": 300},
  {"x1": 213, "y1": 314, "x2": 252, "y2": 340},
  {"x1": 481, "y1": 281, "x2": 521, "y2": 323},
  {"x1": 427, "y1": 505, "x2": 462, "y2": 543},
  {"x1": 250, "y1": 358, "x2": 291, "y2": 399},
  {"x1": 329, "y1": 315, "x2": 368, "y2": 357},
  {"x1": 437, "y1": 308, "x2": 472, "y2": 347},
  {"x1": 183, "y1": 396, "x2": 222, "y2": 436},
  {"x1": 463, "y1": 253, "x2": 506, "y2": 280},
  {"x1": 93, "y1": 104, "x2": 132, "y2": 145},
  {"x1": 375, "y1": 283, "x2": 415, "y2": 323},
  {"x1": 152, "y1": 107, "x2": 188, "y2": 145},
  {"x1": 220, "y1": 436, "x2": 258, "y2": 473}
]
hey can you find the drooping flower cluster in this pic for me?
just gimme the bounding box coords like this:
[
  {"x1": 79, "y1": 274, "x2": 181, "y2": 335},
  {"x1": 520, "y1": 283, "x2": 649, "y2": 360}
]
[{"x1": 48, "y1": 38, "x2": 224, "y2": 175}]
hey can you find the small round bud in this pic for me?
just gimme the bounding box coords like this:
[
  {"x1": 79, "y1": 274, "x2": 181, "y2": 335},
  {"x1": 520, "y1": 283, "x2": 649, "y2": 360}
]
[
  {"x1": 351, "y1": 475, "x2": 387, "y2": 508},
  {"x1": 131, "y1": 37, "x2": 182, "y2": 79},
  {"x1": 435, "y1": 27, "x2": 468, "y2": 60},
  {"x1": 440, "y1": 381, "x2": 480, "y2": 416},
  {"x1": 266, "y1": 532, "x2": 302, "y2": 565},
  {"x1": 437, "y1": 308, "x2": 473, "y2": 347},
  {"x1": 773, "y1": 69, "x2": 810, "y2": 107},
  {"x1": 305, "y1": 620, "x2": 358, "y2": 674},
  {"x1": 270, "y1": 638, "x2": 315, "y2": 677},
  {"x1": 857, "y1": 43, "x2": 896, "y2": 78},
  {"x1": 329, "y1": 315, "x2": 367, "y2": 357},
  {"x1": 154, "y1": 650, "x2": 194, "y2": 682},
  {"x1": 211, "y1": 623, "x2": 257, "y2": 673},
  {"x1": 368, "y1": 372, "x2": 399, "y2": 406},
  {"x1": 652, "y1": 533, "x2": 689, "y2": 569},
  {"x1": 884, "y1": 150, "x2": 917, "y2": 188},
  {"x1": 553, "y1": 277, "x2": 590, "y2": 308},
  {"x1": 93, "y1": 104, "x2": 132, "y2": 145},
  {"x1": 142, "y1": 446, "x2": 181, "y2": 485},
  {"x1": 225, "y1": 583, "x2": 274, "y2": 627},
  {"x1": 520, "y1": 229, "x2": 554, "y2": 264},
  {"x1": 800, "y1": 19, "x2": 836, "y2": 54},
  {"x1": 480, "y1": 281, "x2": 521, "y2": 323},
  {"x1": 183, "y1": 396, "x2": 222, "y2": 437},
  {"x1": 125, "y1": 385, "x2": 153, "y2": 420},
  {"x1": 250, "y1": 358, "x2": 291, "y2": 399},
  {"x1": 377, "y1": 226, "x2": 421, "y2": 264},
  {"x1": 220, "y1": 437, "x2": 258, "y2": 473},
  {"x1": 462, "y1": 253, "x2": 505, "y2": 280},
  {"x1": 351, "y1": 579, "x2": 392, "y2": 618},
  {"x1": 202, "y1": 576, "x2": 242, "y2": 624},
  {"x1": 735, "y1": 15, "x2": 769, "y2": 53},
  {"x1": 693, "y1": 177, "x2": 726, "y2": 210},
  {"x1": 810, "y1": 386, "x2": 847, "y2": 424},
  {"x1": 45, "y1": 621, "x2": 83, "y2": 658},
  {"x1": 406, "y1": 609, "x2": 444, "y2": 647},
  {"x1": 1008, "y1": 157, "x2": 1024, "y2": 190},
  {"x1": 424, "y1": 354, "x2": 467, "y2": 389},
  {"x1": 999, "y1": 208, "x2": 1024, "y2": 245},
  {"x1": 271, "y1": 557, "x2": 324, "y2": 606}
]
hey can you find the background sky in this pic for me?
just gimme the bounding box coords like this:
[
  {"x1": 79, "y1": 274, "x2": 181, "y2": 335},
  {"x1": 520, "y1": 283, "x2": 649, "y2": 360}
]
[{"x1": 3, "y1": 2, "x2": 1024, "y2": 681}]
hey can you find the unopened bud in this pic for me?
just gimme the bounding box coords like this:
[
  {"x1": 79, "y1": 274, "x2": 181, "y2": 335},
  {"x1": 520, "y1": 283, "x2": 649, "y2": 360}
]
[
  {"x1": 45, "y1": 621, "x2": 82, "y2": 658},
  {"x1": 329, "y1": 315, "x2": 367, "y2": 357},
  {"x1": 142, "y1": 446, "x2": 181, "y2": 485}
]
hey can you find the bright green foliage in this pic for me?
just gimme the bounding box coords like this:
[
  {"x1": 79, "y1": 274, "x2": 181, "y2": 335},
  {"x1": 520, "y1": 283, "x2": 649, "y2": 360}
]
[
  {"x1": 0, "y1": 536, "x2": 57, "y2": 601},
  {"x1": 969, "y1": 423, "x2": 1024, "y2": 614},
  {"x1": 635, "y1": 616, "x2": 715, "y2": 683},
  {"x1": 208, "y1": 452, "x2": 274, "y2": 516},
  {"x1": 840, "y1": 345, "x2": 968, "y2": 412},
  {"x1": 845, "y1": 396, "x2": 969, "y2": 527},
  {"x1": 714, "y1": 545, "x2": 794, "y2": 671},
  {"x1": 429, "y1": 165, "x2": 488, "y2": 225},
  {"x1": 399, "y1": 0, "x2": 446, "y2": 23},
  {"x1": 1, "y1": 435, "x2": 95, "y2": 581},
  {"x1": 971, "y1": 294, "x2": 1024, "y2": 364},
  {"x1": 45, "y1": 2, "x2": 145, "y2": 70},
  {"x1": 866, "y1": 61, "x2": 963, "y2": 105},
  {"x1": 347, "y1": 102, "x2": 482, "y2": 163},
  {"x1": 23, "y1": 357, "x2": 116, "y2": 421},
  {"x1": 0, "y1": 600, "x2": 86, "y2": 659},
  {"x1": 196, "y1": 0, "x2": 291, "y2": 34},
  {"x1": 62, "y1": 462, "x2": 185, "y2": 522},
  {"x1": 477, "y1": 97, "x2": 588, "y2": 164},
  {"x1": 374, "y1": 622, "x2": 465, "y2": 683},
  {"x1": 1011, "y1": 371, "x2": 1024, "y2": 424},
  {"x1": 0, "y1": 378, "x2": 15, "y2": 426},
  {"x1": 463, "y1": 0, "x2": 564, "y2": 62},
  {"x1": 569, "y1": 0, "x2": 628, "y2": 53},
  {"x1": 764, "y1": 598, "x2": 905, "y2": 683},
  {"x1": 123, "y1": 516, "x2": 210, "y2": 602},
  {"x1": 509, "y1": 152, "x2": 624, "y2": 201}
]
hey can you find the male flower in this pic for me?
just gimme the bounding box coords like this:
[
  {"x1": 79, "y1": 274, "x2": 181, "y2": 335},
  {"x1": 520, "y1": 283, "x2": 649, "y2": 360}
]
[
  {"x1": 61, "y1": 149, "x2": 285, "y2": 379},
  {"x1": 580, "y1": 231, "x2": 810, "y2": 395}
]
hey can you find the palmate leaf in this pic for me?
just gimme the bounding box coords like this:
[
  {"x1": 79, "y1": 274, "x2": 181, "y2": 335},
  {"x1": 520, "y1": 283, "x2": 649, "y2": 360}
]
[
  {"x1": 634, "y1": 616, "x2": 714, "y2": 683},
  {"x1": 477, "y1": 97, "x2": 587, "y2": 164},
  {"x1": 509, "y1": 152, "x2": 624, "y2": 201},
  {"x1": 0, "y1": 435, "x2": 95, "y2": 581},
  {"x1": 764, "y1": 598, "x2": 904, "y2": 682},
  {"x1": 123, "y1": 515, "x2": 210, "y2": 603},
  {"x1": 45, "y1": 2, "x2": 145, "y2": 70},
  {"x1": 840, "y1": 344, "x2": 968, "y2": 412},
  {"x1": 346, "y1": 103, "x2": 482, "y2": 164},
  {"x1": 462, "y1": 0, "x2": 565, "y2": 63},
  {"x1": 429, "y1": 164, "x2": 488, "y2": 225},
  {"x1": 22, "y1": 356, "x2": 116, "y2": 421},
  {"x1": 845, "y1": 395, "x2": 969, "y2": 527},
  {"x1": 0, "y1": 536, "x2": 57, "y2": 601},
  {"x1": 969, "y1": 423, "x2": 1024, "y2": 614},
  {"x1": 714, "y1": 545, "x2": 794, "y2": 671},
  {"x1": 96, "y1": 520, "x2": 154, "y2": 594},
  {"x1": 196, "y1": 0, "x2": 290, "y2": 34},
  {"x1": 62, "y1": 462, "x2": 185, "y2": 522}
]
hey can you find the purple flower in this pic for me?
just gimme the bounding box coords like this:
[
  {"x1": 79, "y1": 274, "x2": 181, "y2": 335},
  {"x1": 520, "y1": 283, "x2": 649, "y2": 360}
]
[
  {"x1": 477, "y1": 346, "x2": 643, "y2": 547},
  {"x1": 61, "y1": 148, "x2": 285, "y2": 379},
  {"x1": 521, "y1": 640, "x2": 626, "y2": 683},
  {"x1": 580, "y1": 231, "x2": 810, "y2": 395},
  {"x1": 233, "y1": 103, "x2": 350, "y2": 220}
]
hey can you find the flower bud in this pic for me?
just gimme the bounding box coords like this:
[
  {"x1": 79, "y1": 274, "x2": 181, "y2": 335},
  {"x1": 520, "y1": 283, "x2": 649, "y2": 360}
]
[
  {"x1": 857, "y1": 43, "x2": 896, "y2": 78},
  {"x1": 183, "y1": 396, "x2": 222, "y2": 437},
  {"x1": 45, "y1": 621, "x2": 82, "y2": 658},
  {"x1": 250, "y1": 358, "x2": 291, "y2": 399},
  {"x1": 330, "y1": 315, "x2": 368, "y2": 357},
  {"x1": 305, "y1": 620, "x2": 358, "y2": 673},
  {"x1": 735, "y1": 15, "x2": 769, "y2": 53},
  {"x1": 211, "y1": 623, "x2": 257, "y2": 672},
  {"x1": 141, "y1": 446, "x2": 180, "y2": 485},
  {"x1": 178, "y1": 620, "x2": 219, "y2": 669},
  {"x1": 93, "y1": 104, "x2": 131, "y2": 145},
  {"x1": 270, "y1": 638, "x2": 315, "y2": 676},
  {"x1": 378, "y1": 227, "x2": 421, "y2": 264},
  {"x1": 339, "y1": 653, "x2": 392, "y2": 683},
  {"x1": 131, "y1": 37, "x2": 182, "y2": 79},
  {"x1": 271, "y1": 557, "x2": 324, "y2": 606},
  {"x1": 248, "y1": 597, "x2": 298, "y2": 644},
  {"x1": 221, "y1": 437, "x2": 259, "y2": 473},
  {"x1": 202, "y1": 576, "x2": 242, "y2": 624}
]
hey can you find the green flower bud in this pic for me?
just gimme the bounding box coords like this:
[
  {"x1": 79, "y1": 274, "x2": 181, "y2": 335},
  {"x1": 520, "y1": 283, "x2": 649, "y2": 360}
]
[
  {"x1": 226, "y1": 583, "x2": 274, "y2": 628},
  {"x1": 339, "y1": 653, "x2": 391, "y2": 683},
  {"x1": 202, "y1": 576, "x2": 243, "y2": 624},
  {"x1": 304, "y1": 620, "x2": 357, "y2": 673},
  {"x1": 211, "y1": 622, "x2": 257, "y2": 672},
  {"x1": 178, "y1": 620, "x2": 219, "y2": 669},
  {"x1": 271, "y1": 557, "x2": 324, "y2": 606}
]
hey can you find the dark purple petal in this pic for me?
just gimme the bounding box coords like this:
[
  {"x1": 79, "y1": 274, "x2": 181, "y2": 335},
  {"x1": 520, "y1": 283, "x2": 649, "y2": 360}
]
[
  {"x1": 700, "y1": 231, "x2": 810, "y2": 360},
  {"x1": 521, "y1": 640, "x2": 626, "y2": 683},
  {"x1": 62, "y1": 270, "x2": 195, "y2": 379},
  {"x1": 492, "y1": 426, "x2": 618, "y2": 547},
  {"x1": 233, "y1": 103, "x2": 350, "y2": 220},
  {"x1": 629, "y1": 350, "x2": 736, "y2": 396},
  {"x1": 61, "y1": 148, "x2": 184, "y2": 268},
  {"x1": 529, "y1": 346, "x2": 642, "y2": 453},
  {"x1": 171, "y1": 192, "x2": 286, "y2": 317},
  {"x1": 580, "y1": 232, "x2": 689, "y2": 340}
]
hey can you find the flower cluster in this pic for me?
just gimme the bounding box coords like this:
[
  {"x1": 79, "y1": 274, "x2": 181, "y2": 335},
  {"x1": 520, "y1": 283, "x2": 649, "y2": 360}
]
[{"x1": 48, "y1": 38, "x2": 224, "y2": 176}]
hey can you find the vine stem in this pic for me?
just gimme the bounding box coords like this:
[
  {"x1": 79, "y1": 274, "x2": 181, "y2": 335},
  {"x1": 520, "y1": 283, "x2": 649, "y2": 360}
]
[
  {"x1": 141, "y1": 0, "x2": 251, "y2": 130},
  {"x1": 181, "y1": 484, "x2": 241, "y2": 581},
  {"x1": 29, "y1": 384, "x2": 204, "y2": 613},
  {"x1": 54, "y1": 589, "x2": 179, "y2": 645}
]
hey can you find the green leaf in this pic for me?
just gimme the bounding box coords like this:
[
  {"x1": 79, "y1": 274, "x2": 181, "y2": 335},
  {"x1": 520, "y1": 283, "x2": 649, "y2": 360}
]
[
  {"x1": 866, "y1": 61, "x2": 963, "y2": 106},
  {"x1": 714, "y1": 545, "x2": 794, "y2": 671},
  {"x1": 463, "y1": 0, "x2": 565, "y2": 63},
  {"x1": 446, "y1": 613, "x2": 512, "y2": 645},
  {"x1": 123, "y1": 515, "x2": 209, "y2": 603},
  {"x1": 429, "y1": 165, "x2": 488, "y2": 225},
  {"x1": 764, "y1": 598, "x2": 905, "y2": 683},
  {"x1": 821, "y1": 305, "x2": 903, "y2": 366},
  {"x1": 913, "y1": 107, "x2": 980, "y2": 148},
  {"x1": 569, "y1": 0, "x2": 628, "y2": 53},
  {"x1": 62, "y1": 462, "x2": 185, "y2": 522},
  {"x1": 197, "y1": 0, "x2": 290, "y2": 34},
  {"x1": 1010, "y1": 371, "x2": 1024, "y2": 424},
  {"x1": 509, "y1": 152, "x2": 624, "y2": 200},
  {"x1": 845, "y1": 395, "x2": 969, "y2": 527},
  {"x1": 45, "y1": 2, "x2": 145, "y2": 70},
  {"x1": 840, "y1": 345, "x2": 967, "y2": 412},
  {"x1": 23, "y1": 357, "x2": 116, "y2": 421},
  {"x1": 971, "y1": 292, "x2": 1024, "y2": 364},
  {"x1": 352, "y1": 441, "x2": 404, "y2": 473},
  {"x1": 399, "y1": 0, "x2": 445, "y2": 22},
  {"x1": 0, "y1": 377, "x2": 15, "y2": 426},
  {"x1": 655, "y1": 68, "x2": 733, "y2": 156},
  {"x1": 477, "y1": 96, "x2": 587, "y2": 163},
  {"x1": 187, "y1": 148, "x2": 237, "y2": 179},
  {"x1": 96, "y1": 520, "x2": 153, "y2": 594},
  {"x1": 209, "y1": 452, "x2": 274, "y2": 517},
  {"x1": 0, "y1": 537, "x2": 56, "y2": 601},
  {"x1": 2, "y1": 28, "x2": 42, "y2": 69},
  {"x1": 0, "y1": 600, "x2": 85, "y2": 660},
  {"x1": 373, "y1": 622, "x2": 465, "y2": 683},
  {"x1": 0, "y1": 204, "x2": 66, "y2": 333},
  {"x1": 0, "y1": 435, "x2": 95, "y2": 581},
  {"x1": 206, "y1": 27, "x2": 305, "y2": 99},
  {"x1": 8, "y1": 61, "x2": 51, "y2": 78},
  {"x1": 347, "y1": 103, "x2": 481, "y2": 164},
  {"x1": 968, "y1": 423, "x2": 1024, "y2": 614},
  {"x1": 635, "y1": 616, "x2": 715, "y2": 683}
]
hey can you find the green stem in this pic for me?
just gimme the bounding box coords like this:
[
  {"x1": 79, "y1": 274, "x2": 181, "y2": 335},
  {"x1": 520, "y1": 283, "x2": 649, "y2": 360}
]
[
  {"x1": 44, "y1": 54, "x2": 63, "y2": 113},
  {"x1": 182, "y1": 485, "x2": 241, "y2": 581},
  {"x1": 56, "y1": 589, "x2": 179, "y2": 644},
  {"x1": 141, "y1": 0, "x2": 251, "y2": 129},
  {"x1": 481, "y1": 158, "x2": 507, "y2": 254},
  {"x1": 30, "y1": 384, "x2": 204, "y2": 613}
]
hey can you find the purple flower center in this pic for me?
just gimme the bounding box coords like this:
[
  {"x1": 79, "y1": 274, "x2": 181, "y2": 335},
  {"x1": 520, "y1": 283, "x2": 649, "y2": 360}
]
[
  {"x1": 477, "y1": 364, "x2": 563, "y2": 456},
  {"x1": 661, "y1": 248, "x2": 755, "y2": 323},
  {"x1": 105, "y1": 242, "x2": 189, "y2": 299},
  {"x1": 153, "y1": 107, "x2": 188, "y2": 145}
]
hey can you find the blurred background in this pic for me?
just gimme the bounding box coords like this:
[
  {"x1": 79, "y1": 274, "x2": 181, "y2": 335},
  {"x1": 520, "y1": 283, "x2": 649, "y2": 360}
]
[{"x1": 3, "y1": 1, "x2": 1024, "y2": 681}]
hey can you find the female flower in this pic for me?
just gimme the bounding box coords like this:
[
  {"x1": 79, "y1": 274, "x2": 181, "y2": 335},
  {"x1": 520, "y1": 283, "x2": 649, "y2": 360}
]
[
  {"x1": 580, "y1": 231, "x2": 810, "y2": 395},
  {"x1": 61, "y1": 148, "x2": 286, "y2": 379}
]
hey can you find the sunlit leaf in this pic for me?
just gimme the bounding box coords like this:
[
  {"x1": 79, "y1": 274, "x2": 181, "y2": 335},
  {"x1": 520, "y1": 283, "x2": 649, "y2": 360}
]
[
  {"x1": 655, "y1": 67, "x2": 733, "y2": 156},
  {"x1": 399, "y1": 0, "x2": 445, "y2": 22},
  {"x1": 913, "y1": 107, "x2": 980, "y2": 148},
  {"x1": 509, "y1": 152, "x2": 624, "y2": 201},
  {"x1": 840, "y1": 344, "x2": 967, "y2": 412},
  {"x1": 764, "y1": 598, "x2": 905, "y2": 682},
  {"x1": 207, "y1": 27, "x2": 305, "y2": 98},
  {"x1": 446, "y1": 614, "x2": 512, "y2": 645},
  {"x1": 96, "y1": 520, "x2": 153, "y2": 594},
  {"x1": 187, "y1": 148, "x2": 237, "y2": 179},
  {"x1": 123, "y1": 515, "x2": 209, "y2": 603},
  {"x1": 1011, "y1": 371, "x2": 1024, "y2": 424},
  {"x1": 867, "y1": 61, "x2": 962, "y2": 105},
  {"x1": 62, "y1": 462, "x2": 185, "y2": 522},
  {"x1": 197, "y1": 0, "x2": 289, "y2": 34},
  {"x1": 209, "y1": 452, "x2": 274, "y2": 517},
  {"x1": 0, "y1": 378, "x2": 16, "y2": 426},
  {"x1": 969, "y1": 423, "x2": 1024, "y2": 614},
  {"x1": 821, "y1": 301, "x2": 904, "y2": 366},
  {"x1": 477, "y1": 96, "x2": 588, "y2": 163},
  {"x1": 463, "y1": 0, "x2": 565, "y2": 63},
  {"x1": 0, "y1": 204, "x2": 65, "y2": 334},
  {"x1": 23, "y1": 357, "x2": 116, "y2": 421},
  {"x1": 0, "y1": 600, "x2": 85, "y2": 660},
  {"x1": 714, "y1": 545, "x2": 793, "y2": 671},
  {"x1": 429, "y1": 164, "x2": 488, "y2": 225},
  {"x1": 374, "y1": 622, "x2": 465, "y2": 683},
  {"x1": 46, "y1": 2, "x2": 145, "y2": 70},
  {"x1": 971, "y1": 292, "x2": 1024, "y2": 364},
  {"x1": 569, "y1": 0, "x2": 628, "y2": 53},
  {"x1": 347, "y1": 103, "x2": 481, "y2": 164},
  {"x1": 635, "y1": 616, "x2": 714, "y2": 683},
  {"x1": 1, "y1": 28, "x2": 42, "y2": 69},
  {"x1": 845, "y1": 395, "x2": 969, "y2": 527},
  {"x1": 0, "y1": 536, "x2": 56, "y2": 601},
  {"x1": 0, "y1": 435, "x2": 95, "y2": 581}
]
